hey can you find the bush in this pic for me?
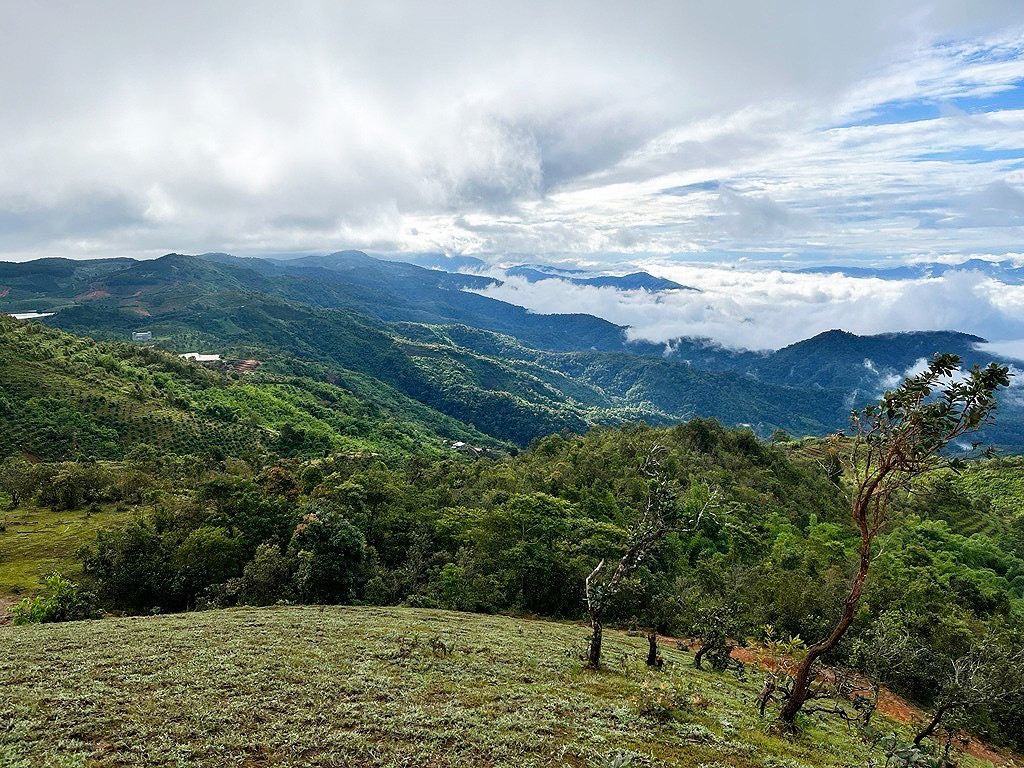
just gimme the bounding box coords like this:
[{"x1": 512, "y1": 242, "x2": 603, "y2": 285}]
[
  {"x1": 289, "y1": 501, "x2": 366, "y2": 603},
  {"x1": 426, "y1": 560, "x2": 502, "y2": 613},
  {"x1": 81, "y1": 519, "x2": 171, "y2": 612},
  {"x1": 633, "y1": 675, "x2": 704, "y2": 722},
  {"x1": 37, "y1": 463, "x2": 112, "y2": 510},
  {"x1": 236, "y1": 542, "x2": 293, "y2": 605},
  {"x1": 172, "y1": 526, "x2": 241, "y2": 599},
  {"x1": 12, "y1": 572, "x2": 98, "y2": 624}
]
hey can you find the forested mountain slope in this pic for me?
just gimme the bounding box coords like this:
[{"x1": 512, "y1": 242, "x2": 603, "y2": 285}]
[
  {"x1": 42, "y1": 291, "x2": 844, "y2": 445},
  {"x1": 0, "y1": 314, "x2": 494, "y2": 461},
  {"x1": 2, "y1": 251, "x2": 1022, "y2": 449}
]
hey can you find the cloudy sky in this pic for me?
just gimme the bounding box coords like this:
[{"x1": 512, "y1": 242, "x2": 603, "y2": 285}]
[
  {"x1": 2, "y1": 0, "x2": 1024, "y2": 263},
  {"x1": 4, "y1": 2, "x2": 1024, "y2": 349}
]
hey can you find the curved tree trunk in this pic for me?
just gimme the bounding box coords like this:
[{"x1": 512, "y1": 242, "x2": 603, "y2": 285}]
[
  {"x1": 779, "y1": 532, "x2": 871, "y2": 722},
  {"x1": 914, "y1": 703, "x2": 952, "y2": 747}
]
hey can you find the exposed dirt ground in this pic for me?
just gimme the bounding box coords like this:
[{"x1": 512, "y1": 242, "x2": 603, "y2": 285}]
[
  {"x1": 726, "y1": 643, "x2": 1019, "y2": 766},
  {"x1": 0, "y1": 595, "x2": 16, "y2": 626}
]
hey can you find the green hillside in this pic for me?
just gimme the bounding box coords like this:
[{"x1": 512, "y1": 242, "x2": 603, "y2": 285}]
[
  {"x1": 0, "y1": 605, "x2": 1004, "y2": 768},
  {"x1": 42, "y1": 292, "x2": 837, "y2": 446},
  {"x1": 5, "y1": 251, "x2": 1021, "y2": 449},
  {"x1": 0, "y1": 314, "x2": 495, "y2": 461}
]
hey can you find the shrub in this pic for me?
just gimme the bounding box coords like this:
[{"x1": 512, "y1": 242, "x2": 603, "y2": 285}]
[
  {"x1": 172, "y1": 526, "x2": 241, "y2": 599},
  {"x1": 12, "y1": 572, "x2": 98, "y2": 625},
  {"x1": 426, "y1": 560, "x2": 502, "y2": 613},
  {"x1": 81, "y1": 519, "x2": 171, "y2": 612},
  {"x1": 633, "y1": 675, "x2": 704, "y2": 722},
  {"x1": 236, "y1": 542, "x2": 293, "y2": 605}
]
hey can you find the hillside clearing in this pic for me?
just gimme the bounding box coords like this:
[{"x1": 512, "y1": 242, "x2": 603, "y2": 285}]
[
  {"x1": 0, "y1": 504, "x2": 128, "y2": 598},
  {"x1": 0, "y1": 606, "x2": 1003, "y2": 768}
]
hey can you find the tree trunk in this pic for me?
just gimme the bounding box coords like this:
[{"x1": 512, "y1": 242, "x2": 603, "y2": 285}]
[
  {"x1": 779, "y1": 532, "x2": 872, "y2": 723},
  {"x1": 694, "y1": 644, "x2": 709, "y2": 669},
  {"x1": 914, "y1": 703, "x2": 952, "y2": 747},
  {"x1": 587, "y1": 612, "x2": 603, "y2": 669},
  {"x1": 647, "y1": 633, "x2": 659, "y2": 666}
]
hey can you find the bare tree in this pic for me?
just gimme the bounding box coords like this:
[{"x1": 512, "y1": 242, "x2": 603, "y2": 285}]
[
  {"x1": 847, "y1": 611, "x2": 926, "y2": 727},
  {"x1": 777, "y1": 354, "x2": 1009, "y2": 724},
  {"x1": 584, "y1": 444, "x2": 717, "y2": 669}
]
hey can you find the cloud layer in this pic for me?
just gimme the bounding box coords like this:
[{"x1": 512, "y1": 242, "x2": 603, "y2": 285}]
[
  {"x1": 471, "y1": 265, "x2": 1024, "y2": 351},
  {"x1": 2, "y1": 2, "x2": 1024, "y2": 262}
]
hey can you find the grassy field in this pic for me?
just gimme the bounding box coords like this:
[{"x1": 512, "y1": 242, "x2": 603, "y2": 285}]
[
  {"x1": 0, "y1": 504, "x2": 128, "y2": 597},
  {"x1": 0, "y1": 606, "x2": 1004, "y2": 768}
]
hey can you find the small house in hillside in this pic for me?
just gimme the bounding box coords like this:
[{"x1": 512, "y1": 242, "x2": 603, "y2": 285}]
[
  {"x1": 131, "y1": 331, "x2": 153, "y2": 342},
  {"x1": 179, "y1": 353, "x2": 222, "y2": 363}
]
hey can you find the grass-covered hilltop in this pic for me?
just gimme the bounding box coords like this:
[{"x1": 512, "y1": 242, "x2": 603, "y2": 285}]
[
  {"x1": 2, "y1": 256, "x2": 1024, "y2": 767},
  {"x1": 0, "y1": 606, "x2": 1013, "y2": 768}
]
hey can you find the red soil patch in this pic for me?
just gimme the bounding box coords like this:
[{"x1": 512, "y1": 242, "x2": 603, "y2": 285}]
[
  {"x1": 232, "y1": 359, "x2": 261, "y2": 374},
  {"x1": 0, "y1": 595, "x2": 16, "y2": 627},
  {"x1": 726, "y1": 643, "x2": 1018, "y2": 766}
]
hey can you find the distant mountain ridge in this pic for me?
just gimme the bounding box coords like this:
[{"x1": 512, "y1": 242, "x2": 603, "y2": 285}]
[
  {"x1": 2, "y1": 250, "x2": 1022, "y2": 450},
  {"x1": 504, "y1": 265, "x2": 698, "y2": 292},
  {"x1": 793, "y1": 258, "x2": 1024, "y2": 284}
]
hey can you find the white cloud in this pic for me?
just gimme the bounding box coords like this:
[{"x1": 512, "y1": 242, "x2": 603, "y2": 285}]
[
  {"x1": 1, "y1": 3, "x2": 1024, "y2": 261},
  {"x1": 978, "y1": 339, "x2": 1024, "y2": 360},
  {"x1": 471, "y1": 266, "x2": 1024, "y2": 350}
]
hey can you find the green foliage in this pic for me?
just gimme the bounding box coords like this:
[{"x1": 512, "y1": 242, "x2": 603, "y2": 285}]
[
  {"x1": 172, "y1": 527, "x2": 241, "y2": 598},
  {"x1": 0, "y1": 314, "x2": 492, "y2": 463},
  {"x1": 11, "y1": 572, "x2": 96, "y2": 624},
  {"x1": 2, "y1": 419, "x2": 1011, "y2": 746},
  {"x1": 424, "y1": 559, "x2": 502, "y2": 613},
  {"x1": 633, "y1": 673, "x2": 703, "y2": 722},
  {"x1": 1, "y1": 326, "x2": 1022, "y2": 751},
  {"x1": 289, "y1": 501, "x2": 366, "y2": 603},
  {"x1": 233, "y1": 542, "x2": 293, "y2": 606},
  {"x1": 81, "y1": 519, "x2": 172, "y2": 613}
]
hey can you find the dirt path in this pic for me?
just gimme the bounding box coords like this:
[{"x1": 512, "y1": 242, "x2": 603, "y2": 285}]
[{"x1": 0, "y1": 595, "x2": 17, "y2": 626}]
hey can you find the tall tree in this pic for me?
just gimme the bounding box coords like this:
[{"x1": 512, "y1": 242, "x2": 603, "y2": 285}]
[
  {"x1": 777, "y1": 354, "x2": 1009, "y2": 724},
  {"x1": 583, "y1": 444, "x2": 716, "y2": 669}
]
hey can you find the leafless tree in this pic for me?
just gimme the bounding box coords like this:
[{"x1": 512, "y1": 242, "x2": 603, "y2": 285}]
[{"x1": 913, "y1": 633, "x2": 1024, "y2": 747}]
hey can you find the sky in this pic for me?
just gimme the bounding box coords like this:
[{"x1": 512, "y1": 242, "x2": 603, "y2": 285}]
[{"x1": 4, "y1": 1, "x2": 1024, "y2": 349}]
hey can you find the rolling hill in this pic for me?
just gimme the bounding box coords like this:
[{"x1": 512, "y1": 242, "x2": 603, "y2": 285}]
[
  {"x1": 3, "y1": 251, "x2": 1023, "y2": 450},
  {"x1": 0, "y1": 314, "x2": 496, "y2": 461}
]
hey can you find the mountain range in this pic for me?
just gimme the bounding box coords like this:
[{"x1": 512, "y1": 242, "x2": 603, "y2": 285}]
[
  {"x1": 794, "y1": 258, "x2": 1024, "y2": 284},
  {"x1": 2, "y1": 250, "x2": 1022, "y2": 452}
]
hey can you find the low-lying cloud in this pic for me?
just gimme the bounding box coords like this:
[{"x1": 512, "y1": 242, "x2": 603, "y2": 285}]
[{"x1": 470, "y1": 266, "x2": 1024, "y2": 351}]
